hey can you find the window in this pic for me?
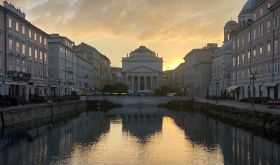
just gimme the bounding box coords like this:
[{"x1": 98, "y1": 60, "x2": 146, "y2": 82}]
[
  {"x1": 268, "y1": 2, "x2": 271, "y2": 8},
  {"x1": 248, "y1": 51, "x2": 251, "y2": 60},
  {"x1": 268, "y1": 21, "x2": 271, "y2": 33},
  {"x1": 274, "y1": 40, "x2": 279, "y2": 55},
  {"x1": 15, "y1": 22, "x2": 19, "y2": 32},
  {"x1": 248, "y1": 32, "x2": 250, "y2": 42},
  {"x1": 34, "y1": 33, "x2": 37, "y2": 41},
  {"x1": 274, "y1": 16, "x2": 279, "y2": 29},
  {"x1": 29, "y1": 30, "x2": 32, "y2": 38},
  {"x1": 242, "y1": 36, "x2": 245, "y2": 45},
  {"x1": 29, "y1": 47, "x2": 32, "y2": 57},
  {"x1": 39, "y1": 36, "x2": 42, "y2": 43},
  {"x1": 22, "y1": 26, "x2": 25, "y2": 35},
  {"x1": 40, "y1": 51, "x2": 43, "y2": 60},
  {"x1": 260, "y1": 9, "x2": 263, "y2": 17},
  {"x1": 8, "y1": 38, "x2": 13, "y2": 50},
  {"x1": 35, "y1": 49, "x2": 38, "y2": 59},
  {"x1": 8, "y1": 18, "x2": 12, "y2": 28},
  {"x1": 268, "y1": 43, "x2": 271, "y2": 54},
  {"x1": 253, "y1": 49, "x2": 256, "y2": 58},
  {"x1": 253, "y1": 13, "x2": 257, "y2": 20},
  {"x1": 241, "y1": 70, "x2": 244, "y2": 80},
  {"x1": 260, "y1": 25, "x2": 264, "y2": 37},
  {"x1": 233, "y1": 57, "x2": 236, "y2": 66},
  {"x1": 260, "y1": 46, "x2": 263, "y2": 55},
  {"x1": 237, "y1": 38, "x2": 240, "y2": 48},
  {"x1": 44, "y1": 38, "x2": 47, "y2": 46},
  {"x1": 16, "y1": 41, "x2": 19, "y2": 52},
  {"x1": 44, "y1": 53, "x2": 47, "y2": 62},
  {"x1": 242, "y1": 54, "x2": 245, "y2": 64},
  {"x1": 253, "y1": 29, "x2": 256, "y2": 39},
  {"x1": 237, "y1": 56, "x2": 240, "y2": 65},
  {"x1": 248, "y1": 69, "x2": 251, "y2": 78},
  {"x1": 22, "y1": 44, "x2": 26, "y2": 55}
]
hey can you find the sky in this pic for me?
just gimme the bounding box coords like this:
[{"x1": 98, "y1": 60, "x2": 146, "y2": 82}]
[{"x1": 4, "y1": 0, "x2": 246, "y2": 70}]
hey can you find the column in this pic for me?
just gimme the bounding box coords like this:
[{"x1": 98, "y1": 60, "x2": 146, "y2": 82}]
[
  {"x1": 145, "y1": 76, "x2": 149, "y2": 90},
  {"x1": 138, "y1": 76, "x2": 140, "y2": 91},
  {"x1": 143, "y1": 76, "x2": 146, "y2": 90},
  {"x1": 132, "y1": 75, "x2": 135, "y2": 91}
]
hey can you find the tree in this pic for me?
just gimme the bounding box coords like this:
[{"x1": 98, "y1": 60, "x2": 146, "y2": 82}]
[{"x1": 103, "y1": 83, "x2": 129, "y2": 94}]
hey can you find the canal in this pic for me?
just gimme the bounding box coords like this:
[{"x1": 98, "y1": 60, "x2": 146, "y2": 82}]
[{"x1": 0, "y1": 107, "x2": 279, "y2": 165}]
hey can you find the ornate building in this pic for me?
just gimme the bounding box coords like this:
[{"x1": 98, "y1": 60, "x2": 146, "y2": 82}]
[
  {"x1": 231, "y1": 0, "x2": 280, "y2": 100},
  {"x1": 0, "y1": 1, "x2": 48, "y2": 101},
  {"x1": 122, "y1": 46, "x2": 163, "y2": 92},
  {"x1": 209, "y1": 20, "x2": 238, "y2": 97}
]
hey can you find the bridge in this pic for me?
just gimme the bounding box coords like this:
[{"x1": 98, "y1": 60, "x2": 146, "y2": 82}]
[{"x1": 80, "y1": 96, "x2": 190, "y2": 106}]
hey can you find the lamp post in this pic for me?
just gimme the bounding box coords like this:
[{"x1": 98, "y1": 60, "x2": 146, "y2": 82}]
[{"x1": 250, "y1": 71, "x2": 257, "y2": 108}]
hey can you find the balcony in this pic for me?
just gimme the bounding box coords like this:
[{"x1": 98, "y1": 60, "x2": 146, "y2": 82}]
[{"x1": 7, "y1": 71, "x2": 31, "y2": 82}]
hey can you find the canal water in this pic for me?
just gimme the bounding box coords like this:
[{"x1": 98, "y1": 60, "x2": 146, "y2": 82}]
[{"x1": 0, "y1": 107, "x2": 279, "y2": 165}]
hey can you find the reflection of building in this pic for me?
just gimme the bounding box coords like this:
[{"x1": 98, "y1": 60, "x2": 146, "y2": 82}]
[
  {"x1": 209, "y1": 21, "x2": 238, "y2": 97},
  {"x1": 0, "y1": 1, "x2": 48, "y2": 101},
  {"x1": 173, "y1": 111, "x2": 280, "y2": 165},
  {"x1": 122, "y1": 114, "x2": 163, "y2": 143},
  {"x1": 111, "y1": 67, "x2": 122, "y2": 84},
  {"x1": 184, "y1": 44, "x2": 220, "y2": 97},
  {"x1": 122, "y1": 46, "x2": 163, "y2": 92},
  {"x1": 48, "y1": 34, "x2": 76, "y2": 96},
  {"x1": 0, "y1": 112, "x2": 110, "y2": 165},
  {"x1": 231, "y1": 0, "x2": 280, "y2": 100}
]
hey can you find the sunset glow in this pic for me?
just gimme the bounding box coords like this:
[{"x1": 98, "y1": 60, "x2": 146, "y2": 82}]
[{"x1": 6, "y1": 0, "x2": 246, "y2": 70}]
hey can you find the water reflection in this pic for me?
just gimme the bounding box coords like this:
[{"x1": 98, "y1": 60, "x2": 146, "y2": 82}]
[{"x1": 0, "y1": 107, "x2": 279, "y2": 165}]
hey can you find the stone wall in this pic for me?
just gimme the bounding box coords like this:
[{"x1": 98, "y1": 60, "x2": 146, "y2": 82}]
[
  {"x1": 0, "y1": 101, "x2": 87, "y2": 134},
  {"x1": 81, "y1": 96, "x2": 190, "y2": 106},
  {"x1": 160, "y1": 101, "x2": 280, "y2": 135}
]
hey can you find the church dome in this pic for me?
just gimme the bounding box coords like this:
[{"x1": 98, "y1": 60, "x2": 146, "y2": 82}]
[
  {"x1": 225, "y1": 20, "x2": 238, "y2": 29},
  {"x1": 130, "y1": 46, "x2": 156, "y2": 57},
  {"x1": 238, "y1": 0, "x2": 264, "y2": 24},
  {"x1": 239, "y1": 0, "x2": 264, "y2": 17},
  {"x1": 220, "y1": 40, "x2": 233, "y2": 53}
]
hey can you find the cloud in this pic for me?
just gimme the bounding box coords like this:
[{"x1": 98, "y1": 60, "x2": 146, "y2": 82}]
[{"x1": 3, "y1": 0, "x2": 246, "y2": 69}]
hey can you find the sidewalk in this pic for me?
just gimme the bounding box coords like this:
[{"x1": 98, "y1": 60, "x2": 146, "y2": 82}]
[{"x1": 196, "y1": 98, "x2": 280, "y2": 115}]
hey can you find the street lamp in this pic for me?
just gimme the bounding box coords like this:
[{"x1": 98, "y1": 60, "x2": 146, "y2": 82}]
[{"x1": 250, "y1": 71, "x2": 257, "y2": 108}]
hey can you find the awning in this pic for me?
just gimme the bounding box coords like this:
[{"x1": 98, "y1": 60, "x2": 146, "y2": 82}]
[
  {"x1": 264, "y1": 82, "x2": 277, "y2": 87},
  {"x1": 226, "y1": 86, "x2": 240, "y2": 92}
]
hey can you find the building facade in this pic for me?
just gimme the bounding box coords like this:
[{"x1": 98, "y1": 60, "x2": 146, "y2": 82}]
[
  {"x1": 48, "y1": 34, "x2": 77, "y2": 96},
  {"x1": 75, "y1": 50, "x2": 94, "y2": 95},
  {"x1": 209, "y1": 20, "x2": 238, "y2": 97},
  {"x1": 111, "y1": 67, "x2": 122, "y2": 84},
  {"x1": 173, "y1": 64, "x2": 185, "y2": 90},
  {"x1": 122, "y1": 46, "x2": 163, "y2": 92},
  {"x1": 184, "y1": 44, "x2": 220, "y2": 98},
  {"x1": 231, "y1": 0, "x2": 280, "y2": 100},
  {"x1": 74, "y1": 43, "x2": 111, "y2": 91},
  {"x1": 99, "y1": 54, "x2": 111, "y2": 88},
  {"x1": 0, "y1": 1, "x2": 48, "y2": 101}
]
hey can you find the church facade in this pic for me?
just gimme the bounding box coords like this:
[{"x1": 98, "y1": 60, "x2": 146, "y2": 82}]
[{"x1": 122, "y1": 46, "x2": 163, "y2": 92}]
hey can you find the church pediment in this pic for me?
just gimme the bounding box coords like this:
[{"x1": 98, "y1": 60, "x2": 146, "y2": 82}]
[{"x1": 125, "y1": 65, "x2": 161, "y2": 73}]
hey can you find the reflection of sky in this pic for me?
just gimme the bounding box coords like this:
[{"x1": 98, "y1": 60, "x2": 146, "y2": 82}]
[{"x1": 5, "y1": 0, "x2": 246, "y2": 70}]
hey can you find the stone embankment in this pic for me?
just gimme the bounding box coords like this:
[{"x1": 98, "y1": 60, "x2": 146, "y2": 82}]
[
  {"x1": 160, "y1": 100, "x2": 280, "y2": 135},
  {"x1": 0, "y1": 101, "x2": 87, "y2": 133},
  {"x1": 0, "y1": 99, "x2": 121, "y2": 135}
]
